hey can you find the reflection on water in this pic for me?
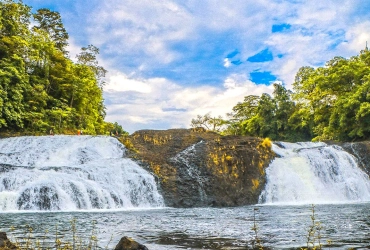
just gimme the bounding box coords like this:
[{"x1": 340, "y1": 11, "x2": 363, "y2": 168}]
[{"x1": 1, "y1": 204, "x2": 370, "y2": 249}]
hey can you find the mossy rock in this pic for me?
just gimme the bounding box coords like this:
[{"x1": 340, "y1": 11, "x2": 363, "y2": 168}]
[{"x1": 125, "y1": 129, "x2": 276, "y2": 208}]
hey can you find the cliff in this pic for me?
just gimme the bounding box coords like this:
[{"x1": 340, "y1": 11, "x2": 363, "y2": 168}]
[{"x1": 122, "y1": 129, "x2": 275, "y2": 208}]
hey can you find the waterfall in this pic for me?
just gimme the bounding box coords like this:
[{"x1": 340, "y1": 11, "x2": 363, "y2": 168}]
[
  {"x1": 170, "y1": 141, "x2": 208, "y2": 202},
  {"x1": 0, "y1": 136, "x2": 164, "y2": 211},
  {"x1": 259, "y1": 142, "x2": 370, "y2": 205}
]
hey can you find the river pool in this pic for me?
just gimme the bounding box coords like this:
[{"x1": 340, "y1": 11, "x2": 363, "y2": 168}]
[{"x1": 1, "y1": 203, "x2": 370, "y2": 249}]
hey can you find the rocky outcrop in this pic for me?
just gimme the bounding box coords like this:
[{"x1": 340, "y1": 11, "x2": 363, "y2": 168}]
[
  {"x1": 114, "y1": 236, "x2": 148, "y2": 250},
  {"x1": 122, "y1": 129, "x2": 275, "y2": 208},
  {"x1": 341, "y1": 141, "x2": 370, "y2": 175}
]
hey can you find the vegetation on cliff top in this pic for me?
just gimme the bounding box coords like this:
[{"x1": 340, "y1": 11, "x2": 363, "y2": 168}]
[
  {"x1": 0, "y1": 0, "x2": 121, "y2": 135},
  {"x1": 192, "y1": 49, "x2": 370, "y2": 142}
]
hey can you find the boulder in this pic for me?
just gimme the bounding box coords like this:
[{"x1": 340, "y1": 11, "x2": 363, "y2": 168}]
[
  {"x1": 0, "y1": 232, "x2": 17, "y2": 249},
  {"x1": 114, "y1": 236, "x2": 148, "y2": 250}
]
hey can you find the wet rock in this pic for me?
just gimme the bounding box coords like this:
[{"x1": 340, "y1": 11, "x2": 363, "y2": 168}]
[
  {"x1": 114, "y1": 236, "x2": 149, "y2": 250},
  {"x1": 0, "y1": 232, "x2": 17, "y2": 249},
  {"x1": 341, "y1": 141, "x2": 370, "y2": 175},
  {"x1": 17, "y1": 185, "x2": 60, "y2": 210},
  {"x1": 122, "y1": 129, "x2": 275, "y2": 208}
]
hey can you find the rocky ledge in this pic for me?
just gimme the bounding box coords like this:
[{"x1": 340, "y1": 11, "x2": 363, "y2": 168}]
[{"x1": 122, "y1": 128, "x2": 275, "y2": 208}]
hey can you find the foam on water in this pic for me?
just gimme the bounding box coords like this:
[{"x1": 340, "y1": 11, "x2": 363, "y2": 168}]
[
  {"x1": 260, "y1": 142, "x2": 370, "y2": 205},
  {"x1": 0, "y1": 135, "x2": 164, "y2": 211}
]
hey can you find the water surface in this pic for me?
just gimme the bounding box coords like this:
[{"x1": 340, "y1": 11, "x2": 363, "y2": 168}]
[{"x1": 1, "y1": 203, "x2": 369, "y2": 249}]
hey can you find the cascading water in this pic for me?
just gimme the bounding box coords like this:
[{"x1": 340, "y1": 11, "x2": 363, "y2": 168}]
[
  {"x1": 170, "y1": 141, "x2": 207, "y2": 202},
  {"x1": 259, "y1": 142, "x2": 370, "y2": 205},
  {"x1": 0, "y1": 136, "x2": 164, "y2": 211}
]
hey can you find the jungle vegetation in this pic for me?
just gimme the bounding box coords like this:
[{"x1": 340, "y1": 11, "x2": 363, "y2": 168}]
[
  {"x1": 0, "y1": 0, "x2": 121, "y2": 135},
  {"x1": 191, "y1": 49, "x2": 370, "y2": 142}
]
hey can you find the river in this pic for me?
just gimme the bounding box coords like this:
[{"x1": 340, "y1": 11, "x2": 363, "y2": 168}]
[{"x1": 1, "y1": 203, "x2": 370, "y2": 249}]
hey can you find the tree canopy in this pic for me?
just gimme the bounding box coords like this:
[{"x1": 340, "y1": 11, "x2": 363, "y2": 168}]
[
  {"x1": 192, "y1": 49, "x2": 370, "y2": 142},
  {"x1": 0, "y1": 0, "x2": 121, "y2": 135}
]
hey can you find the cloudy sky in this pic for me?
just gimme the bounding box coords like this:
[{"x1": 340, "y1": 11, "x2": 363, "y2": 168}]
[{"x1": 23, "y1": 0, "x2": 370, "y2": 133}]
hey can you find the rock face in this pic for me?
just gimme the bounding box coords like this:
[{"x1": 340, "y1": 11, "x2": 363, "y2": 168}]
[
  {"x1": 341, "y1": 141, "x2": 370, "y2": 175},
  {"x1": 123, "y1": 129, "x2": 275, "y2": 208}
]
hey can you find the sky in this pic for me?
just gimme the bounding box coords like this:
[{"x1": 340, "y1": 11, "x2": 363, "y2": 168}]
[{"x1": 22, "y1": 0, "x2": 370, "y2": 133}]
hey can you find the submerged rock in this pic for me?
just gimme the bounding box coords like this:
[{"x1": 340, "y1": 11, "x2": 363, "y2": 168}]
[
  {"x1": 123, "y1": 129, "x2": 275, "y2": 208},
  {"x1": 114, "y1": 236, "x2": 149, "y2": 250}
]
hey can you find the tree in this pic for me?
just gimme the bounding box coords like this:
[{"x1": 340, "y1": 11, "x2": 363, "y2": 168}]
[
  {"x1": 292, "y1": 50, "x2": 370, "y2": 141},
  {"x1": 0, "y1": 0, "x2": 31, "y2": 129},
  {"x1": 0, "y1": 55, "x2": 27, "y2": 128},
  {"x1": 0, "y1": 1, "x2": 120, "y2": 135},
  {"x1": 223, "y1": 95, "x2": 260, "y2": 135},
  {"x1": 253, "y1": 93, "x2": 276, "y2": 138},
  {"x1": 273, "y1": 83, "x2": 296, "y2": 140},
  {"x1": 190, "y1": 113, "x2": 226, "y2": 132},
  {"x1": 33, "y1": 8, "x2": 69, "y2": 54},
  {"x1": 226, "y1": 83, "x2": 311, "y2": 141},
  {"x1": 0, "y1": 0, "x2": 31, "y2": 37},
  {"x1": 76, "y1": 45, "x2": 107, "y2": 88}
]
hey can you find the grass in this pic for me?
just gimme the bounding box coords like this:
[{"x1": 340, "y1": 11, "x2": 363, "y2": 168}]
[
  {"x1": 250, "y1": 204, "x2": 333, "y2": 250},
  {"x1": 1, "y1": 218, "x2": 112, "y2": 250},
  {"x1": 304, "y1": 204, "x2": 323, "y2": 250},
  {"x1": 1, "y1": 205, "x2": 336, "y2": 250},
  {"x1": 251, "y1": 207, "x2": 263, "y2": 250}
]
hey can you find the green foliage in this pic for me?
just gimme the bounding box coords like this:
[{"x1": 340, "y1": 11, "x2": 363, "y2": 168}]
[
  {"x1": 33, "y1": 8, "x2": 69, "y2": 54},
  {"x1": 190, "y1": 112, "x2": 226, "y2": 133},
  {"x1": 293, "y1": 50, "x2": 370, "y2": 141},
  {"x1": 76, "y1": 44, "x2": 107, "y2": 88},
  {"x1": 107, "y1": 121, "x2": 128, "y2": 136},
  {"x1": 220, "y1": 49, "x2": 370, "y2": 142},
  {"x1": 0, "y1": 0, "x2": 123, "y2": 135},
  {"x1": 224, "y1": 83, "x2": 308, "y2": 141}
]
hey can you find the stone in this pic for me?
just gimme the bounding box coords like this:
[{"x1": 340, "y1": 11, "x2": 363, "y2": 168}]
[
  {"x1": 122, "y1": 129, "x2": 276, "y2": 208},
  {"x1": 341, "y1": 141, "x2": 370, "y2": 174},
  {"x1": 114, "y1": 236, "x2": 149, "y2": 250},
  {"x1": 0, "y1": 232, "x2": 17, "y2": 249}
]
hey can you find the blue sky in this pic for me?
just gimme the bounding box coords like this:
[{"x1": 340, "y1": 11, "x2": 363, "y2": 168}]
[{"x1": 23, "y1": 0, "x2": 370, "y2": 133}]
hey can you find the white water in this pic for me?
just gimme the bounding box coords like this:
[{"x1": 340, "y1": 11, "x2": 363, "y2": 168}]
[
  {"x1": 171, "y1": 141, "x2": 208, "y2": 202},
  {"x1": 0, "y1": 135, "x2": 164, "y2": 211},
  {"x1": 260, "y1": 142, "x2": 370, "y2": 205}
]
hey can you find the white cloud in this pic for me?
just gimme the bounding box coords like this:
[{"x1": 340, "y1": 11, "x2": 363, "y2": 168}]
[
  {"x1": 105, "y1": 72, "x2": 152, "y2": 93},
  {"x1": 59, "y1": 0, "x2": 370, "y2": 132},
  {"x1": 342, "y1": 21, "x2": 370, "y2": 52},
  {"x1": 191, "y1": 75, "x2": 273, "y2": 117},
  {"x1": 223, "y1": 58, "x2": 231, "y2": 68},
  {"x1": 66, "y1": 38, "x2": 82, "y2": 62},
  {"x1": 104, "y1": 74, "x2": 273, "y2": 133},
  {"x1": 263, "y1": 1, "x2": 370, "y2": 88},
  {"x1": 86, "y1": 0, "x2": 194, "y2": 66}
]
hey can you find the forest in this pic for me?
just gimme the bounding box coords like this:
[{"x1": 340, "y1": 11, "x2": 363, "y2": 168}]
[
  {"x1": 2, "y1": 0, "x2": 370, "y2": 141},
  {"x1": 192, "y1": 49, "x2": 370, "y2": 142},
  {"x1": 0, "y1": 0, "x2": 123, "y2": 135}
]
